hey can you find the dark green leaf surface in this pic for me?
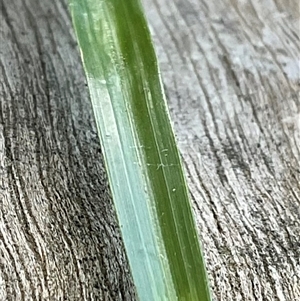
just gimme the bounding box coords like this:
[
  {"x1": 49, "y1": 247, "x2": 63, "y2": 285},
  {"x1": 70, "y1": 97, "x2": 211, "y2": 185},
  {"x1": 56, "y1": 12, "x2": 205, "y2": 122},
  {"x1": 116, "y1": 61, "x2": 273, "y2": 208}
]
[{"x1": 69, "y1": 0, "x2": 211, "y2": 300}]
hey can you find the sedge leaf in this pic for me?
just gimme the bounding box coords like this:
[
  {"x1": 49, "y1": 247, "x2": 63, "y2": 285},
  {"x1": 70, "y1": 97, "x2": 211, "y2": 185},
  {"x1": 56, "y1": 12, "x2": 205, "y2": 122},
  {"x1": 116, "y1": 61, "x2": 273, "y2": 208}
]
[{"x1": 69, "y1": 0, "x2": 211, "y2": 300}]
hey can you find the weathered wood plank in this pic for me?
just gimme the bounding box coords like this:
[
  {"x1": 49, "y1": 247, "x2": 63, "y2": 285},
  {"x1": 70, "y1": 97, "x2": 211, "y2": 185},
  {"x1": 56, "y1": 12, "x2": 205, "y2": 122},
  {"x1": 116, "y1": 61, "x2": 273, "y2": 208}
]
[
  {"x1": 143, "y1": 0, "x2": 300, "y2": 300},
  {"x1": 0, "y1": 0, "x2": 136, "y2": 300},
  {"x1": 0, "y1": 0, "x2": 299, "y2": 300}
]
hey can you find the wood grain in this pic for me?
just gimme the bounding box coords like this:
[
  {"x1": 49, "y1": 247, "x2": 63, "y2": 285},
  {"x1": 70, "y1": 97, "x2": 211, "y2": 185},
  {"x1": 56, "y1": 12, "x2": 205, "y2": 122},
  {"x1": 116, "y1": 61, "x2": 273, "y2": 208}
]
[
  {"x1": 0, "y1": 0, "x2": 136, "y2": 300},
  {"x1": 143, "y1": 0, "x2": 300, "y2": 300},
  {"x1": 0, "y1": 0, "x2": 299, "y2": 300}
]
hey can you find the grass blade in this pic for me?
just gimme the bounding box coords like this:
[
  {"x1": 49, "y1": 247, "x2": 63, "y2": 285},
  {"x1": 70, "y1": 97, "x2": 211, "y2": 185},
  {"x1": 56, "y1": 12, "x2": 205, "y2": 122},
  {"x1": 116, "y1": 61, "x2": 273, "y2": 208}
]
[{"x1": 69, "y1": 0, "x2": 211, "y2": 300}]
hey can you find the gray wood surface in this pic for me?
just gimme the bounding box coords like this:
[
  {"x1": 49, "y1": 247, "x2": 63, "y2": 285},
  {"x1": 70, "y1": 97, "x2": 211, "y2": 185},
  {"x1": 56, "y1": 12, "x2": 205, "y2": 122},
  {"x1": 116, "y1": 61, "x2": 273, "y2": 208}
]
[{"x1": 1, "y1": 0, "x2": 299, "y2": 300}]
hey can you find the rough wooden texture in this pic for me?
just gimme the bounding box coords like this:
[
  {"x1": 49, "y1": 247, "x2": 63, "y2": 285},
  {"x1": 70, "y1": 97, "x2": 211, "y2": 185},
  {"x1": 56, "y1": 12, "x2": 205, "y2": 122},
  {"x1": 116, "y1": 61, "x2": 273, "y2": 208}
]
[
  {"x1": 143, "y1": 0, "x2": 300, "y2": 300},
  {"x1": 0, "y1": 0, "x2": 136, "y2": 300},
  {"x1": 0, "y1": 0, "x2": 299, "y2": 300}
]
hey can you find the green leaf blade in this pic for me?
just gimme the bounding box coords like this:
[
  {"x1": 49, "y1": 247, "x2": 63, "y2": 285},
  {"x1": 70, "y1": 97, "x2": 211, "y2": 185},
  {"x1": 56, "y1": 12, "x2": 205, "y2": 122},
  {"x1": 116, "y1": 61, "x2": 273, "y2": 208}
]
[{"x1": 69, "y1": 0, "x2": 211, "y2": 300}]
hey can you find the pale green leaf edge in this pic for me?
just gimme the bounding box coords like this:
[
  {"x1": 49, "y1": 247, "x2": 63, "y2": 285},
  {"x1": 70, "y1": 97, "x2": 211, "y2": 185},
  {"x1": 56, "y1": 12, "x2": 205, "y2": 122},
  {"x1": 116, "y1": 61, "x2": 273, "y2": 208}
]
[{"x1": 69, "y1": 0, "x2": 212, "y2": 300}]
